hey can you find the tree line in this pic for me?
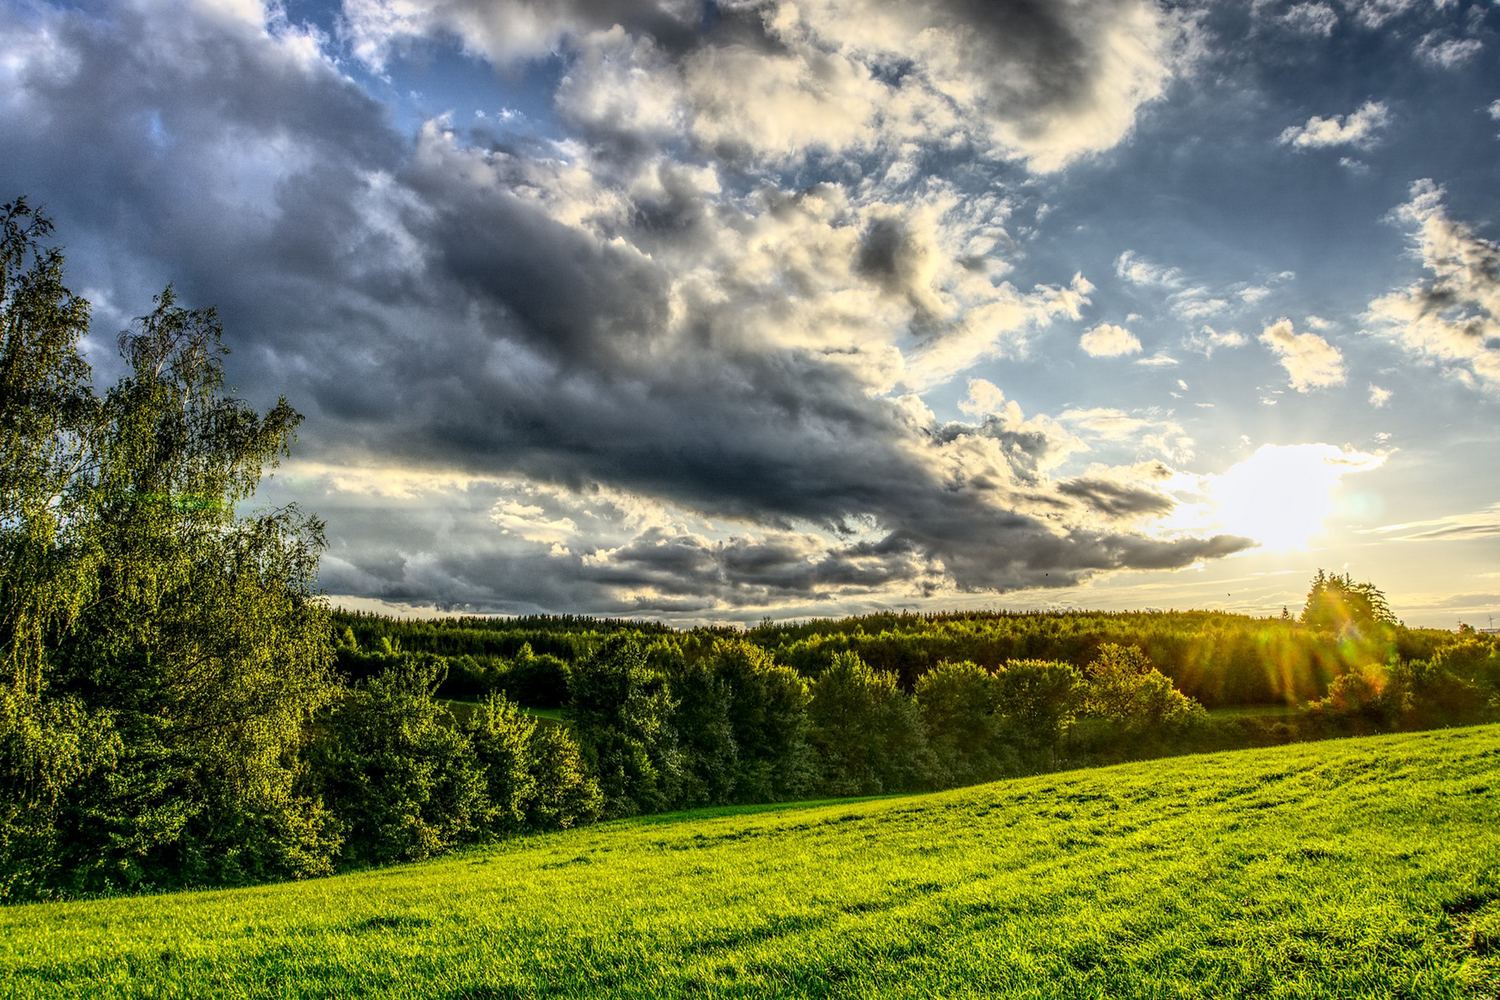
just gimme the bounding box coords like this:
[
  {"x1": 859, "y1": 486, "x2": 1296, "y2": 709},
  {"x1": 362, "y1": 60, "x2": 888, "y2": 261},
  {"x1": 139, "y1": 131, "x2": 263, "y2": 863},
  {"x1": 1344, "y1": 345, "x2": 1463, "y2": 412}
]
[{"x1": 2, "y1": 199, "x2": 1496, "y2": 901}]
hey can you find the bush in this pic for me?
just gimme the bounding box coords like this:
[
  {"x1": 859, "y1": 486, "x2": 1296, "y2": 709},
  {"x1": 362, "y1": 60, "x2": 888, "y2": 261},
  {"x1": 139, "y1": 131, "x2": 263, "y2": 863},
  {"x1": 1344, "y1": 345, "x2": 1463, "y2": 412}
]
[
  {"x1": 808, "y1": 651, "x2": 935, "y2": 796},
  {"x1": 309, "y1": 658, "x2": 484, "y2": 866},
  {"x1": 524, "y1": 725, "x2": 603, "y2": 831},
  {"x1": 567, "y1": 636, "x2": 683, "y2": 818},
  {"x1": 915, "y1": 660, "x2": 1011, "y2": 787}
]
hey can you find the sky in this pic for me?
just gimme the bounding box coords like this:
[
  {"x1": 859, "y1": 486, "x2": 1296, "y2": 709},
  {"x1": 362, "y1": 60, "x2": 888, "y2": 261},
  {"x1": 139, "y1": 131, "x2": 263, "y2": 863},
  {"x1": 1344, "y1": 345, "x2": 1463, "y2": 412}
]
[{"x1": 3, "y1": 0, "x2": 1499, "y2": 628}]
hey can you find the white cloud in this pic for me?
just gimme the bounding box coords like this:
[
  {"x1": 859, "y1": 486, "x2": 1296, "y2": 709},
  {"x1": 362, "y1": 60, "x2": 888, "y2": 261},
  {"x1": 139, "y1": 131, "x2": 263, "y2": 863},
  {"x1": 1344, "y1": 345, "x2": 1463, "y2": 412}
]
[
  {"x1": 1080, "y1": 323, "x2": 1143, "y2": 357},
  {"x1": 1172, "y1": 288, "x2": 1230, "y2": 319},
  {"x1": 1058, "y1": 407, "x2": 1191, "y2": 457},
  {"x1": 681, "y1": 39, "x2": 887, "y2": 162},
  {"x1": 1259, "y1": 318, "x2": 1347, "y2": 391},
  {"x1": 783, "y1": 0, "x2": 1193, "y2": 173},
  {"x1": 1182, "y1": 326, "x2": 1242, "y2": 358},
  {"x1": 1368, "y1": 383, "x2": 1393, "y2": 407},
  {"x1": 1239, "y1": 285, "x2": 1271, "y2": 303},
  {"x1": 1115, "y1": 249, "x2": 1182, "y2": 287},
  {"x1": 1340, "y1": 0, "x2": 1422, "y2": 30},
  {"x1": 1134, "y1": 351, "x2": 1181, "y2": 368},
  {"x1": 1416, "y1": 33, "x2": 1483, "y2": 68},
  {"x1": 1367, "y1": 179, "x2": 1500, "y2": 391},
  {"x1": 958, "y1": 378, "x2": 1010, "y2": 418},
  {"x1": 555, "y1": 28, "x2": 684, "y2": 140},
  {"x1": 1278, "y1": 100, "x2": 1389, "y2": 149},
  {"x1": 1279, "y1": 2, "x2": 1339, "y2": 35}
]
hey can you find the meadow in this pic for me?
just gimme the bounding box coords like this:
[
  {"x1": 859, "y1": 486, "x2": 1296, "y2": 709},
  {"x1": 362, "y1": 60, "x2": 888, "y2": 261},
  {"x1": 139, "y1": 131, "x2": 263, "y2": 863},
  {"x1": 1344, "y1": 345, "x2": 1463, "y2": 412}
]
[{"x1": 3, "y1": 724, "x2": 1497, "y2": 1000}]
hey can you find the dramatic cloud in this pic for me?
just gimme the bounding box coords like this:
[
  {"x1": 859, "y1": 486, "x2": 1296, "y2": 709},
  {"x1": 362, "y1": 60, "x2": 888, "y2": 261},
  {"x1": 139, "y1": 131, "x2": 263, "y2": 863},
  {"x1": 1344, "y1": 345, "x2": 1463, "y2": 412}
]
[
  {"x1": 1367, "y1": 180, "x2": 1500, "y2": 391},
  {"x1": 346, "y1": 0, "x2": 1192, "y2": 172},
  {"x1": 1278, "y1": 100, "x2": 1389, "y2": 149},
  {"x1": 1259, "y1": 319, "x2": 1347, "y2": 391},
  {"x1": 6, "y1": 0, "x2": 1498, "y2": 624},
  {"x1": 1080, "y1": 323, "x2": 1143, "y2": 357},
  {"x1": 0, "y1": 0, "x2": 1255, "y2": 619}
]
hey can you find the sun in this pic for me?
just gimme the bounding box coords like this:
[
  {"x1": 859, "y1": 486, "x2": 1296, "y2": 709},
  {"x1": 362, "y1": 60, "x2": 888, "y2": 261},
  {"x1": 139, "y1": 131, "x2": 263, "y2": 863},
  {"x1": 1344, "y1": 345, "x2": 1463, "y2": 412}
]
[{"x1": 1207, "y1": 444, "x2": 1385, "y2": 552}]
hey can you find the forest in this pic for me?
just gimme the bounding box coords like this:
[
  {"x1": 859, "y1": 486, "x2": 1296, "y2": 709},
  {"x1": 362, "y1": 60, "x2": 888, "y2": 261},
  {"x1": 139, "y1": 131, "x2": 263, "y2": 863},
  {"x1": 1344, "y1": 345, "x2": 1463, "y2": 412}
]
[{"x1": 2, "y1": 198, "x2": 1498, "y2": 903}]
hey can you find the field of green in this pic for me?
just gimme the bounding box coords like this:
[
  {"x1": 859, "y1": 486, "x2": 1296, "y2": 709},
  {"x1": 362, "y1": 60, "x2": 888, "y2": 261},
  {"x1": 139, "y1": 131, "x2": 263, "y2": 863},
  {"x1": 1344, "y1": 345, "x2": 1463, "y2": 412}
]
[
  {"x1": 440, "y1": 700, "x2": 564, "y2": 727},
  {"x1": 4, "y1": 726, "x2": 1498, "y2": 1000}
]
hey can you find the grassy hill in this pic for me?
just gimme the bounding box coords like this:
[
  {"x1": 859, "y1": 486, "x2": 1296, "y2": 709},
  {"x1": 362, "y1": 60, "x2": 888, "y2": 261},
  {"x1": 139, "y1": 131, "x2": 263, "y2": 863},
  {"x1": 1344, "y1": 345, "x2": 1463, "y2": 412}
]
[{"x1": 3, "y1": 726, "x2": 1498, "y2": 999}]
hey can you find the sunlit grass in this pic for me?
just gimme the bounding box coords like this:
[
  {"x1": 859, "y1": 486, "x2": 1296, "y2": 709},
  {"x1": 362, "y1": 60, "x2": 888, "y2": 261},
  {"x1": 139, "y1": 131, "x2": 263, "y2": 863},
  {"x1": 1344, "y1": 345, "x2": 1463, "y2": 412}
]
[
  {"x1": 3, "y1": 726, "x2": 1498, "y2": 999},
  {"x1": 441, "y1": 700, "x2": 563, "y2": 727}
]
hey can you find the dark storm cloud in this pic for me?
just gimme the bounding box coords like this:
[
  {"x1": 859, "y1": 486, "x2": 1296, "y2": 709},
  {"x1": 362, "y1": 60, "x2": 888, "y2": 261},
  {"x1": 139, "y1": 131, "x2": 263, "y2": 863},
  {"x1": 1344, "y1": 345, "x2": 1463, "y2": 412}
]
[
  {"x1": 0, "y1": 3, "x2": 391, "y2": 252},
  {"x1": 1057, "y1": 477, "x2": 1177, "y2": 519},
  {"x1": 403, "y1": 158, "x2": 673, "y2": 368},
  {"x1": 926, "y1": 0, "x2": 1117, "y2": 116}
]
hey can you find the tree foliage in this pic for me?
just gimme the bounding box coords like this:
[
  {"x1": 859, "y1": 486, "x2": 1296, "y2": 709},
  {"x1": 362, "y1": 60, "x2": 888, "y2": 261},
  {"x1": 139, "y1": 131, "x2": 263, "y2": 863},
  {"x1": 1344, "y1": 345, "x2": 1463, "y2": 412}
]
[
  {"x1": 915, "y1": 659, "x2": 1009, "y2": 786},
  {"x1": 308, "y1": 658, "x2": 481, "y2": 867},
  {"x1": 0, "y1": 201, "x2": 336, "y2": 896},
  {"x1": 808, "y1": 651, "x2": 935, "y2": 796},
  {"x1": 567, "y1": 636, "x2": 683, "y2": 818},
  {"x1": 1301, "y1": 570, "x2": 1398, "y2": 634},
  {"x1": 1082, "y1": 644, "x2": 1203, "y2": 730}
]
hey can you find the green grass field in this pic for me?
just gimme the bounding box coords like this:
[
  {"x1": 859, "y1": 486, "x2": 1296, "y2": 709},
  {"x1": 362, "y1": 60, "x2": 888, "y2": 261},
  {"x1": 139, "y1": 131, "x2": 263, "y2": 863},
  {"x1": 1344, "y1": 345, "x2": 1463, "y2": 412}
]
[
  {"x1": 4, "y1": 726, "x2": 1498, "y2": 999},
  {"x1": 441, "y1": 701, "x2": 564, "y2": 727}
]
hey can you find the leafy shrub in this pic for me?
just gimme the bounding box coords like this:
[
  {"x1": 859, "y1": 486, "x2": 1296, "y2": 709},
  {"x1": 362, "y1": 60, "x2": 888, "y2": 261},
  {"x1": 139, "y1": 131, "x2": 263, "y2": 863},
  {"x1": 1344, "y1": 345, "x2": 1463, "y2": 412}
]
[
  {"x1": 808, "y1": 651, "x2": 935, "y2": 796},
  {"x1": 567, "y1": 636, "x2": 683, "y2": 818},
  {"x1": 524, "y1": 725, "x2": 603, "y2": 830},
  {"x1": 309, "y1": 658, "x2": 484, "y2": 866},
  {"x1": 915, "y1": 660, "x2": 1012, "y2": 787}
]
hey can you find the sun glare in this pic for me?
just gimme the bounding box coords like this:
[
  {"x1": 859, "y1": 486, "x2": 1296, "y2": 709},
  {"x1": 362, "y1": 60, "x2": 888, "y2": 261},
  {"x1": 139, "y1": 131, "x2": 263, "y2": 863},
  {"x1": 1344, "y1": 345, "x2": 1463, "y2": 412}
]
[{"x1": 1207, "y1": 444, "x2": 1385, "y2": 552}]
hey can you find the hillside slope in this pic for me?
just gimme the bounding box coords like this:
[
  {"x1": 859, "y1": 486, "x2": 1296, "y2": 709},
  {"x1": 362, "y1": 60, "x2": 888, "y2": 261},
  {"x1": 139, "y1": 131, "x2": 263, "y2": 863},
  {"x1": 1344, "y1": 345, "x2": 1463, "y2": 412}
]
[{"x1": 3, "y1": 726, "x2": 1498, "y2": 999}]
